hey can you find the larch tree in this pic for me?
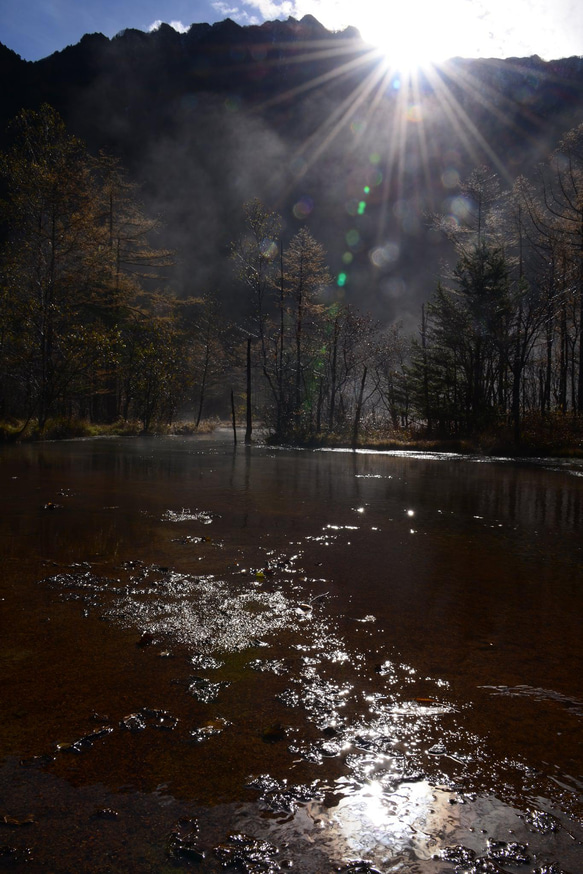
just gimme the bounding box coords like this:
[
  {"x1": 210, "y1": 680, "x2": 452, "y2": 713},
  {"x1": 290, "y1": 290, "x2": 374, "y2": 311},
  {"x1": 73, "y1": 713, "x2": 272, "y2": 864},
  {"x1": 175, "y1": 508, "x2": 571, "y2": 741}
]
[
  {"x1": 0, "y1": 105, "x2": 112, "y2": 428},
  {"x1": 92, "y1": 151, "x2": 174, "y2": 421},
  {"x1": 284, "y1": 227, "x2": 331, "y2": 424},
  {"x1": 0, "y1": 105, "x2": 177, "y2": 431}
]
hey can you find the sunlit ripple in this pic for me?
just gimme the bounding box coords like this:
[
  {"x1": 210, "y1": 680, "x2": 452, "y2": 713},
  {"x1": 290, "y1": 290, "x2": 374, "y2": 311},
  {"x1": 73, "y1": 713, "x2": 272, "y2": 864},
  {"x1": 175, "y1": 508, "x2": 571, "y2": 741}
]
[{"x1": 307, "y1": 777, "x2": 449, "y2": 864}]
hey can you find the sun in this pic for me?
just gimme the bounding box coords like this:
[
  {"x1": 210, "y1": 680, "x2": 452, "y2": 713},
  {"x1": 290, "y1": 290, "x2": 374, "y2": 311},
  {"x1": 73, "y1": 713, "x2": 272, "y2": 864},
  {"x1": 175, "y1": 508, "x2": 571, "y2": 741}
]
[{"x1": 348, "y1": 0, "x2": 484, "y2": 72}]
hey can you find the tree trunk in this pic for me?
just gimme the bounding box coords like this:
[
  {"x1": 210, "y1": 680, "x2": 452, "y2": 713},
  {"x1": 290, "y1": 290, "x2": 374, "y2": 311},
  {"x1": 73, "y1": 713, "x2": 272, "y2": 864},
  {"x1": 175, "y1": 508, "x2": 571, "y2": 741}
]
[
  {"x1": 316, "y1": 379, "x2": 323, "y2": 433},
  {"x1": 195, "y1": 341, "x2": 210, "y2": 428},
  {"x1": 278, "y1": 240, "x2": 285, "y2": 433},
  {"x1": 577, "y1": 313, "x2": 582, "y2": 412},
  {"x1": 559, "y1": 302, "x2": 568, "y2": 413},
  {"x1": 245, "y1": 338, "x2": 252, "y2": 445},
  {"x1": 543, "y1": 319, "x2": 553, "y2": 416},
  {"x1": 352, "y1": 365, "x2": 367, "y2": 448},
  {"x1": 421, "y1": 304, "x2": 431, "y2": 433},
  {"x1": 295, "y1": 281, "x2": 303, "y2": 413},
  {"x1": 328, "y1": 316, "x2": 339, "y2": 432},
  {"x1": 231, "y1": 389, "x2": 237, "y2": 445},
  {"x1": 511, "y1": 362, "x2": 522, "y2": 444}
]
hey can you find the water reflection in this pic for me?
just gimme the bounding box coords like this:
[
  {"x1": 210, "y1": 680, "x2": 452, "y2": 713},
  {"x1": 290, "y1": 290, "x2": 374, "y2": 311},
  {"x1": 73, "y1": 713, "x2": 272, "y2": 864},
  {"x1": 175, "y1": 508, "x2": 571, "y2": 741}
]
[
  {"x1": 1, "y1": 436, "x2": 582, "y2": 872},
  {"x1": 315, "y1": 778, "x2": 445, "y2": 864}
]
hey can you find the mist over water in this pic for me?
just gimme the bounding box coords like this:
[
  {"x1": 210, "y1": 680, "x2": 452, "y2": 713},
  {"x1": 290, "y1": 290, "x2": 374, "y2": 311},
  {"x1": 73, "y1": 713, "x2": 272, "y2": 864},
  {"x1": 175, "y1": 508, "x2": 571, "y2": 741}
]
[{"x1": 4, "y1": 20, "x2": 583, "y2": 326}]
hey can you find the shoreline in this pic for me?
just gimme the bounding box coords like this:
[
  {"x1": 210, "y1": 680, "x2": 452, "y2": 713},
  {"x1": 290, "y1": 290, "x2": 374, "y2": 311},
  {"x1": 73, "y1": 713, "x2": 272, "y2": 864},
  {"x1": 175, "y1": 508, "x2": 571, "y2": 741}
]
[{"x1": 2, "y1": 422, "x2": 583, "y2": 460}]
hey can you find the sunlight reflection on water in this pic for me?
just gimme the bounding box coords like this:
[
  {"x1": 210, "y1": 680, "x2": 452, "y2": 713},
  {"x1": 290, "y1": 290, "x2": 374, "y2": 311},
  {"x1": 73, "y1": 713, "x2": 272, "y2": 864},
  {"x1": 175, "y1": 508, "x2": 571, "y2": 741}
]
[
  {"x1": 2, "y1": 437, "x2": 583, "y2": 872},
  {"x1": 323, "y1": 778, "x2": 442, "y2": 861}
]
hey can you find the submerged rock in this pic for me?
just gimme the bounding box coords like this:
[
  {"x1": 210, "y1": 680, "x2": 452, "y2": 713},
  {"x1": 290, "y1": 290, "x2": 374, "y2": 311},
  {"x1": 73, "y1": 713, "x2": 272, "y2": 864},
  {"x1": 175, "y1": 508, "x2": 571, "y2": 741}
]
[
  {"x1": 94, "y1": 808, "x2": 119, "y2": 819},
  {"x1": 190, "y1": 653, "x2": 223, "y2": 670},
  {"x1": 247, "y1": 659, "x2": 288, "y2": 675},
  {"x1": 427, "y1": 742, "x2": 447, "y2": 756},
  {"x1": 141, "y1": 707, "x2": 179, "y2": 730},
  {"x1": 287, "y1": 740, "x2": 324, "y2": 764},
  {"x1": 261, "y1": 722, "x2": 287, "y2": 743},
  {"x1": 187, "y1": 676, "x2": 228, "y2": 703},
  {"x1": 319, "y1": 739, "x2": 343, "y2": 757},
  {"x1": 56, "y1": 726, "x2": 114, "y2": 752},
  {"x1": 440, "y1": 846, "x2": 476, "y2": 865},
  {"x1": 167, "y1": 817, "x2": 204, "y2": 863},
  {"x1": 245, "y1": 775, "x2": 323, "y2": 814},
  {"x1": 121, "y1": 709, "x2": 178, "y2": 731},
  {"x1": 120, "y1": 713, "x2": 147, "y2": 732},
  {"x1": 215, "y1": 833, "x2": 281, "y2": 873},
  {"x1": 189, "y1": 718, "x2": 229, "y2": 742},
  {"x1": 487, "y1": 840, "x2": 530, "y2": 865},
  {"x1": 336, "y1": 862, "x2": 383, "y2": 874},
  {"x1": 522, "y1": 809, "x2": 560, "y2": 834}
]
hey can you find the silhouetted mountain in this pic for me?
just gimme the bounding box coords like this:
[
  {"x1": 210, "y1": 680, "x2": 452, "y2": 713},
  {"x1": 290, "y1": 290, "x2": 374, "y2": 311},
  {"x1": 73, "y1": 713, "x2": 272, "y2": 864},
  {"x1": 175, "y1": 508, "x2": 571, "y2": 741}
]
[{"x1": 1, "y1": 17, "x2": 583, "y2": 325}]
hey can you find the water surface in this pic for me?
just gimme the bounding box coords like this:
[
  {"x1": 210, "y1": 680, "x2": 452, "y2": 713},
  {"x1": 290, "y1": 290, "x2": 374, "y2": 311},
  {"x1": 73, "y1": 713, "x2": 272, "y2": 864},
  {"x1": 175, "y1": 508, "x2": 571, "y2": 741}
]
[{"x1": 1, "y1": 434, "x2": 582, "y2": 872}]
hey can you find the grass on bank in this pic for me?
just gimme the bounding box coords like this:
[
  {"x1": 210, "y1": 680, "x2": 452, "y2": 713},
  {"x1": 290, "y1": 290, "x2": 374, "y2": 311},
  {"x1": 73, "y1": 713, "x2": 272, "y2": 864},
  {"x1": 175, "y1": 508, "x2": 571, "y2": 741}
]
[
  {"x1": 268, "y1": 412, "x2": 583, "y2": 458},
  {"x1": 1, "y1": 412, "x2": 583, "y2": 458},
  {"x1": 0, "y1": 417, "x2": 219, "y2": 442}
]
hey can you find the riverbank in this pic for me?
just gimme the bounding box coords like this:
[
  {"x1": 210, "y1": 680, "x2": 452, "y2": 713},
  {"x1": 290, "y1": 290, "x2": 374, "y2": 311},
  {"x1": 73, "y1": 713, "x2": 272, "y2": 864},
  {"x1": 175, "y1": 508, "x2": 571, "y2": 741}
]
[
  {"x1": 0, "y1": 417, "x2": 219, "y2": 442},
  {"x1": 2, "y1": 414, "x2": 583, "y2": 458},
  {"x1": 281, "y1": 434, "x2": 583, "y2": 459},
  {"x1": 268, "y1": 414, "x2": 583, "y2": 458}
]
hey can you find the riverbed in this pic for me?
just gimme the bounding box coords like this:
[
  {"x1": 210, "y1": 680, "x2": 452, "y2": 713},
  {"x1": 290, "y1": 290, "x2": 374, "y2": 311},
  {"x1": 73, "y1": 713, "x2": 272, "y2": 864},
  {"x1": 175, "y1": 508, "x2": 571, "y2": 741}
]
[{"x1": 1, "y1": 433, "x2": 582, "y2": 872}]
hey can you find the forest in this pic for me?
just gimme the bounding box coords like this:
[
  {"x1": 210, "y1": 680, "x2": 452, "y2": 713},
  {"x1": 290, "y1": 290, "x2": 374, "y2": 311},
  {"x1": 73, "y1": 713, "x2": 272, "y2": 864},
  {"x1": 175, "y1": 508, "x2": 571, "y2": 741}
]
[{"x1": 1, "y1": 102, "x2": 583, "y2": 452}]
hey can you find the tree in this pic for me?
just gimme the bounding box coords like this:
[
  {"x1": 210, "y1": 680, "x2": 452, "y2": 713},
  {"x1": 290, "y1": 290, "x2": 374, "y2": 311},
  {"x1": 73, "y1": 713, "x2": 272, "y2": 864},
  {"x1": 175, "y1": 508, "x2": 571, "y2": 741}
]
[
  {"x1": 126, "y1": 316, "x2": 189, "y2": 431},
  {"x1": 372, "y1": 323, "x2": 411, "y2": 430},
  {"x1": 91, "y1": 151, "x2": 173, "y2": 421},
  {"x1": 318, "y1": 305, "x2": 376, "y2": 436},
  {"x1": 414, "y1": 243, "x2": 512, "y2": 433},
  {"x1": 541, "y1": 124, "x2": 583, "y2": 413},
  {"x1": 230, "y1": 199, "x2": 282, "y2": 434},
  {"x1": 0, "y1": 105, "x2": 112, "y2": 428},
  {"x1": 231, "y1": 201, "x2": 334, "y2": 439},
  {"x1": 176, "y1": 291, "x2": 228, "y2": 427},
  {"x1": 283, "y1": 227, "x2": 330, "y2": 427},
  {"x1": 500, "y1": 177, "x2": 557, "y2": 440},
  {"x1": 0, "y1": 105, "x2": 176, "y2": 430}
]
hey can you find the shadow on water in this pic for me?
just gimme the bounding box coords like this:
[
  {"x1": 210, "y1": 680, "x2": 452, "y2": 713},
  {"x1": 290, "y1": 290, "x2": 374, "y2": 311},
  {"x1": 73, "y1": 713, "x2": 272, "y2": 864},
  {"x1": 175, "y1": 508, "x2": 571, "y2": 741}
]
[{"x1": 0, "y1": 434, "x2": 582, "y2": 872}]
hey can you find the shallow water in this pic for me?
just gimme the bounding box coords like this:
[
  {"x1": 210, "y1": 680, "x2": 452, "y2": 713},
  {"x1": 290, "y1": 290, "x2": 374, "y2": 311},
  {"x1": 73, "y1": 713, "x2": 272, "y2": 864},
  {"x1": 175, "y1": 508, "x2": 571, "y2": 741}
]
[{"x1": 1, "y1": 433, "x2": 582, "y2": 872}]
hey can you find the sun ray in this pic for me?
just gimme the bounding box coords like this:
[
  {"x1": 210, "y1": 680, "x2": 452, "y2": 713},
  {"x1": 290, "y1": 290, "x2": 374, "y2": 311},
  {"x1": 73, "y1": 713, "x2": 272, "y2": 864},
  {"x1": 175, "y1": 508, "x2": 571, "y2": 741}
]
[
  {"x1": 291, "y1": 58, "x2": 391, "y2": 173},
  {"x1": 435, "y1": 57, "x2": 556, "y2": 155},
  {"x1": 423, "y1": 64, "x2": 514, "y2": 182},
  {"x1": 253, "y1": 44, "x2": 378, "y2": 115},
  {"x1": 408, "y1": 69, "x2": 437, "y2": 214},
  {"x1": 221, "y1": 13, "x2": 562, "y2": 300}
]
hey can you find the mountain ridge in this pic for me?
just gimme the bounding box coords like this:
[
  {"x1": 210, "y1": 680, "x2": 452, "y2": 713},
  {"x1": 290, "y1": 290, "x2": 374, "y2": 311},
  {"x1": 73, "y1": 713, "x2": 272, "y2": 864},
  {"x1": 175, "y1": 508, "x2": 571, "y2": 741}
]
[{"x1": 1, "y1": 17, "x2": 583, "y2": 323}]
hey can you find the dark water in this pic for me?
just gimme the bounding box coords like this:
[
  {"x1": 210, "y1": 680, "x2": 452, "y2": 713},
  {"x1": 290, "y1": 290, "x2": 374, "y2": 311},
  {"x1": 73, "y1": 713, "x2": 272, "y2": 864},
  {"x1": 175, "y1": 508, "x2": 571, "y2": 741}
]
[{"x1": 1, "y1": 433, "x2": 582, "y2": 873}]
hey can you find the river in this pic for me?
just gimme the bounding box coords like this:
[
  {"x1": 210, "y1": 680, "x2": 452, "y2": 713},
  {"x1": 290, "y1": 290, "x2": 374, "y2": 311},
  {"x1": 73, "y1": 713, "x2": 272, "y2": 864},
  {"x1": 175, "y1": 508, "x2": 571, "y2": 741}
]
[{"x1": 1, "y1": 433, "x2": 582, "y2": 872}]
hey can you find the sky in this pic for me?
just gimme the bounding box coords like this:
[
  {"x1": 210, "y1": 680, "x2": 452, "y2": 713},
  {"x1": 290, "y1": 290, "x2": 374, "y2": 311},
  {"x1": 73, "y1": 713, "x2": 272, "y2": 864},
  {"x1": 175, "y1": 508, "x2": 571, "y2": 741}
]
[{"x1": 1, "y1": 0, "x2": 582, "y2": 65}]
